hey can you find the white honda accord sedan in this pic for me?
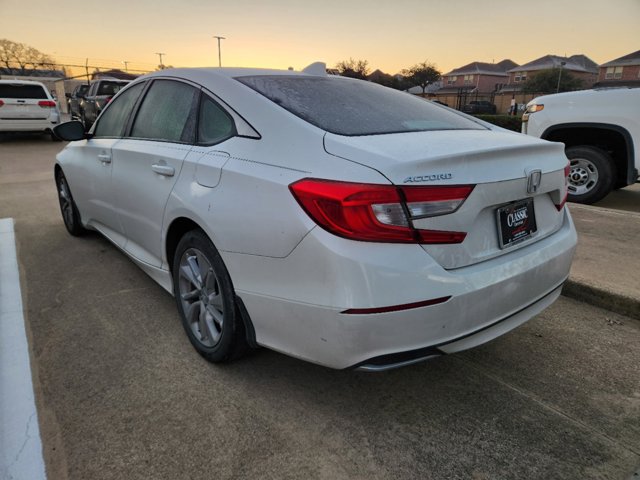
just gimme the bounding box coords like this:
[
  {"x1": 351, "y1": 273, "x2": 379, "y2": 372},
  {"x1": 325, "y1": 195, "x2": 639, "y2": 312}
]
[{"x1": 53, "y1": 64, "x2": 577, "y2": 370}]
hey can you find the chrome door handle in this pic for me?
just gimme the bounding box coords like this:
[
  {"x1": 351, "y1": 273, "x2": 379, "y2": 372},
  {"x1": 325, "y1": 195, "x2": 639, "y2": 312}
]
[
  {"x1": 151, "y1": 164, "x2": 175, "y2": 177},
  {"x1": 98, "y1": 153, "x2": 111, "y2": 164}
]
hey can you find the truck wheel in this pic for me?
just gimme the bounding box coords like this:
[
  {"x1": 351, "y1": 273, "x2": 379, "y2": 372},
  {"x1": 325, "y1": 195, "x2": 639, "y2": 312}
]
[{"x1": 565, "y1": 146, "x2": 615, "y2": 205}]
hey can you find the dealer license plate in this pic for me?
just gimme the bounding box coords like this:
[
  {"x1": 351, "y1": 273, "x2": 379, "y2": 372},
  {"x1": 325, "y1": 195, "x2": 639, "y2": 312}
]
[{"x1": 497, "y1": 198, "x2": 537, "y2": 249}]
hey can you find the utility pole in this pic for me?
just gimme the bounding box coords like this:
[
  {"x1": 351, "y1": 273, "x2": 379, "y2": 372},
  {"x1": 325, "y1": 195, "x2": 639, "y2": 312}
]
[
  {"x1": 556, "y1": 61, "x2": 566, "y2": 93},
  {"x1": 155, "y1": 52, "x2": 166, "y2": 69},
  {"x1": 123, "y1": 60, "x2": 129, "y2": 72},
  {"x1": 213, "y1": 36, "x2": 225, "y2": 67}
]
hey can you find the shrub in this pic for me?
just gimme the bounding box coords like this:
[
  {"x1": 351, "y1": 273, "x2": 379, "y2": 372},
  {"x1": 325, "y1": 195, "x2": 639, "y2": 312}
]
[{"x1": 473, "y1": 115, "x2": 522, "y2": 132}]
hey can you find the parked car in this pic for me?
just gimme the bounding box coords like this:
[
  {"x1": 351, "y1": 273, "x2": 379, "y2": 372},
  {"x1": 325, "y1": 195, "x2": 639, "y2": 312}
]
[
  {"x1": 80, "y1": 78, "x2": 130, "y2": 130},
  {"x1": 67, "y1": 84, "x2": 89, "y2": 119},
  {"x1": 523, "y1": 87, "x2": 640, "y2": 204},
  {"x1": 53, "y1": 66, "x2": 576, "y2": 370},
  {"x1": 0, "y1": 80, "x2": 60, "y2": 139},
  {"x1": 462, "y1": 100, "x2": 497, "y2": 115}
]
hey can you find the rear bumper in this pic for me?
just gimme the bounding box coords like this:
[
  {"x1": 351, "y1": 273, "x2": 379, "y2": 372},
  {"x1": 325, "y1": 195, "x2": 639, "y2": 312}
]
[
  {"x1": 355, "y1": 282, "x2": 563, "y2": 371},
  {"x1": 0, "y1": 118, "x2": 58, "y2": 133},
  {"x1": 226, "y1": 208, "x2": 577, "y2": 369}
]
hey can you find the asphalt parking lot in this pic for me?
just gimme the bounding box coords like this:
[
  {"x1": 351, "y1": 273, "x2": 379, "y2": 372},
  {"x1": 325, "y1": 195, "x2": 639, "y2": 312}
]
[{"x1": 1, "y1": 135, "x2": 639, "y2": 480}]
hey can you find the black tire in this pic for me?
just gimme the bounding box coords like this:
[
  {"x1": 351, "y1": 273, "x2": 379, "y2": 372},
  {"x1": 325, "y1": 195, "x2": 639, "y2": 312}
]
[
  {"x1": 172, "y1": 229, "x2": 248, "y2": 363},
  {"x1": 55, "y1": 171, "x2": 87, "y2": 236},
  {"x1": 565, "y1": 145, "x2": 615, "y2": 205},
  {"x1": 81, "y1": 111, "x2": 91, "y2": 132}
]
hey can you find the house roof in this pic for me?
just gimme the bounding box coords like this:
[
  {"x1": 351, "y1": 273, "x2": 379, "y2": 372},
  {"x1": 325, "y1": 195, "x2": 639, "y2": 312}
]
[
  {"x1": 367, "y1": 69, "x2": 393, "y2": 82},
  {"x1": 507, "y1": 54, "x2": 598, "y2": 74},
  {"x1": 444, "y1": 59, "x2": 518, "y2": 77},
  {"x1": 600, "y1": 50, "x2": 640, "y2": 68}
]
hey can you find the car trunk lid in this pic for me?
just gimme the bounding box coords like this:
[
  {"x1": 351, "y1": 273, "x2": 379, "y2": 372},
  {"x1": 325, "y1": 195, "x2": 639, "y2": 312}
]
[{"x1": 324, "y1": 129, "x2": 569, "y2": 269}]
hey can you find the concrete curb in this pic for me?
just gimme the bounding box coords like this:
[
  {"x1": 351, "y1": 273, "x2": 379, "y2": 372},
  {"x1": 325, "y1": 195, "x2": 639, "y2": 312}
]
[{"x1": 562, "y1": 279, "x2": 640, "y2": 321}]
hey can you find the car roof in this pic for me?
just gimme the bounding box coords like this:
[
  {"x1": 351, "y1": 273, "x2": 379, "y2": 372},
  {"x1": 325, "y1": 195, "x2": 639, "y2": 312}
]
[
  {"x1": 0, "y1": 79, "x2": 47, "y2": 86},
  {"x1": 143, "y1": 67, "x2": 325, "y2": 83}
]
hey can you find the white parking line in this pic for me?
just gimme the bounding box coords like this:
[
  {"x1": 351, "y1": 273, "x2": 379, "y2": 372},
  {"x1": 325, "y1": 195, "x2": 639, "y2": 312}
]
[{"x1": 0, "y1": 218, "x2": 47, "y2": 480}]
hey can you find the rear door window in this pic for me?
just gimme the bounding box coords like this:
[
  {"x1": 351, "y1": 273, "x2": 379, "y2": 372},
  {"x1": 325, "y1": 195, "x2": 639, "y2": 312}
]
[
  {"x1": 130, "y1": 80, "x2": 199, "y2": 143},
  {"x1": 94, "y1": 82, "x2": 145, "y2": 138},
  {"x1": 0, "y1": 84, "x2": 47, "y2": 99},
  {"x1": 97, "y1": 81, "x2": 129, "y2": 96}
]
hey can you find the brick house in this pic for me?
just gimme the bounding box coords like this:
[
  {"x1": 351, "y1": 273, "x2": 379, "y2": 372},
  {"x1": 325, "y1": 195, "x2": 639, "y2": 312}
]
[
  {"x1": 440, "y1": 59, "x2": 517, "y2": 92},
  {"x1": 596, "y1": 50, "x2": 640, "y2": 87},
  {"x1": 436, "y1": 59, "x2": 517, "y2": 108},
  {"x1": 506, "y1": 54, "x2": 599, "y2": 89}
]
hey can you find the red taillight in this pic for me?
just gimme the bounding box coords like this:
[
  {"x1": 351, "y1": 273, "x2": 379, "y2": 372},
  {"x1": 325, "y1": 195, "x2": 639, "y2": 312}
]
[
  {"x1": 0, "y1": 99, "x2": 4, "y2": 107},
  {"x1": 38, "y1": 100, "x2": 56, "y2": 108},
  {"x1": 289, "y1": 179, "x2": 473, "y2": 244},
  {"x1": 555, "y1": 162, "x2": 571, "y2": 211}
]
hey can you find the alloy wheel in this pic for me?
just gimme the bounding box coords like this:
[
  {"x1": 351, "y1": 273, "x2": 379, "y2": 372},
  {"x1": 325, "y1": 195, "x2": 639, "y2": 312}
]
[{"x1": 178, "y1": 248, "x2": 224, "y2": 347}]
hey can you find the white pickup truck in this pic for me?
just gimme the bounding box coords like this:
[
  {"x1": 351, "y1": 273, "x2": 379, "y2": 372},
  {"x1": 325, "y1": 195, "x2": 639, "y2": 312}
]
[{"x1": 522, "y1": 87, "x2": 639, "y2": 204}]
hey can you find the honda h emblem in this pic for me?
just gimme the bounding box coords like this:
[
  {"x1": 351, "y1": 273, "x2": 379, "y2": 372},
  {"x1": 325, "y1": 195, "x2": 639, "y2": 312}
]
[{"x1": 526, "y1": 169, "x2": 542, "y2": 194}]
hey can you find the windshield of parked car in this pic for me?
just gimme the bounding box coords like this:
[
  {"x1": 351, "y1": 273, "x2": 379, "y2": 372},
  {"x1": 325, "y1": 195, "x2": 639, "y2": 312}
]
[
  {"x1": 97, "y1": 81, "x2": 128, "y2": 96},
  {"x1": 0, "y1": 84, "x2": 47, "y2": 99},
  {"x1": 236, "y1": 75, "x2": 485, "y2": 136}
]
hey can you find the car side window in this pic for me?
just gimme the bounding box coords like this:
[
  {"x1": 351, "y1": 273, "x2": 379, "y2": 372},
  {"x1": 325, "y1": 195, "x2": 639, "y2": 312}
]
[
  {"x1": 198, "y1": 95, "x2": 236, "y2": 145},
  {"x1": 130, "y1": 80, "x2": 198, "y2": 143},
  {"x1": 93, "y1": 82, "x2": 145, "y2": 138}
]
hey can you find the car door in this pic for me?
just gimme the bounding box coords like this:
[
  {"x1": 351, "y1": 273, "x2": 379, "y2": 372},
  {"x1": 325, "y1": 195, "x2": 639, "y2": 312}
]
[
  {"x1": 110, "y1": 79, "x2": 199, "y2": 267},
  {"x1": 73, "y1": 81, "x2": 146, "y2": 247}
]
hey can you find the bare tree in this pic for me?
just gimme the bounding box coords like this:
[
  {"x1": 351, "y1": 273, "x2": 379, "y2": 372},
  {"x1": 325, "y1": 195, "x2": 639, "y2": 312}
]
[
  {"x1": 403, "y1": 61, "x2": 441, "y2": 94},
  {"x1": 0, "y1": 39, "x2": 56, "y2": 74},
  {"x1": 335, "y1": 58, "x2": 370, "y2": 80}
]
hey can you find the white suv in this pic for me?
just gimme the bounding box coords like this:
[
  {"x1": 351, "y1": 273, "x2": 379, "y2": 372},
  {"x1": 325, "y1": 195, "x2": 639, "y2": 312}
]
[
  {"x1": 0, "y1": 80, "x2": 61, "y2": 139},
  {"x1": 522, "y1": 87, "x2": 640, "y2": 204}
]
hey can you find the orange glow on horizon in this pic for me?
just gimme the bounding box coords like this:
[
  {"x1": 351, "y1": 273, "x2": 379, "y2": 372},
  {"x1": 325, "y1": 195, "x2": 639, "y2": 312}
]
[{"x1": 1, "y1": 0, "x2": 638, "y2": 77}]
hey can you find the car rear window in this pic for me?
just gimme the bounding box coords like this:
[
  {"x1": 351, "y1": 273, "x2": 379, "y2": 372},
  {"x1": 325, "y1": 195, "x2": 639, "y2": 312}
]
[
  {"x1": 236, "y1": 75, "x2": 485, "y2": 136},
  {"x1": 97, "y1": 81, "x2": 128, "y2": 96},
  {"x1": 0, "y1": 84, "x2": 48, "y2": 99}
]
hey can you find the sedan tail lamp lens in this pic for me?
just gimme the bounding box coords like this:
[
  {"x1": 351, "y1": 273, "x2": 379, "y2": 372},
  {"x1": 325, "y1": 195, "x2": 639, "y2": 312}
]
[
  {"x1": 38, "y1": 100, "x2": 56, "y2": 108},
  {"x1": 289, "y1": 179, "x2": 415, "y2": 242},
  {"x1": 0, "y1": 100, "x2": 4, "y2": 107},
  {"x1": 403, "y1": 185, "x2": 475, "y2": 218},
  {"x1": 289, "y1": 179, "x2": 474, "y2": 244},
  {"x1": 555, "y1": 162, "x2": 571, "y2": 211}
]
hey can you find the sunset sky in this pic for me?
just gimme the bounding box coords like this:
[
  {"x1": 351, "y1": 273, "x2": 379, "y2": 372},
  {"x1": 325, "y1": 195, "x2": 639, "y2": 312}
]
[{"x1": 1, "y1": 0, "x2": 638, "y2": 75}]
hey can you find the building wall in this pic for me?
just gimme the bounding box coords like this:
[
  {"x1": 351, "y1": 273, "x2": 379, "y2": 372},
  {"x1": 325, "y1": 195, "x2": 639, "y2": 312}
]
[
  {"x1": 507, "y1": 70, "x2": 597, "y2": 88},
  {"x1": 597, "y1": 65, "x2": 640, "y2": 82},
  {"x1": 442, "y1": 74, "x2": 508, "y2": 93}
]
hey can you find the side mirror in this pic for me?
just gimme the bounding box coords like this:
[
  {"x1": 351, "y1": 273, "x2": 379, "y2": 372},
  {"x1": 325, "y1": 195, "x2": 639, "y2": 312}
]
[{"x1": 53, "y1": 121, "x2": 90, "y2": 141}]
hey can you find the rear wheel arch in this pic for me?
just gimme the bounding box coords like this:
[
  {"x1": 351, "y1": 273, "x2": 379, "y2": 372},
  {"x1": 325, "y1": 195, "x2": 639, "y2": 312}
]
[
  {"x1": 165, "y1": 217, "x2": 258, "y2": 350},
  {"x1": 541, "y1": 123, "x2": 635, "y2": 187},
  {"x1": 165, "y1": 217, "x2": 203, "y2": 274}
]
